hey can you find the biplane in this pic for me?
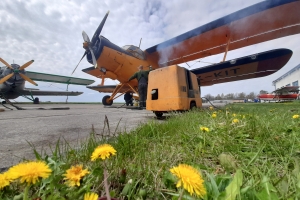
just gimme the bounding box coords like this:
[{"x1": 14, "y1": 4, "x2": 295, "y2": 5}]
[
  {"x1": 73, "y1": 0, "x2": 300, "y2": 105},
  {"x1": 258, "y1": 86, "x2": 299, "y2": 102},
  {"x1": 0, "y1": 58, "x2": 94, "y2": 109}
]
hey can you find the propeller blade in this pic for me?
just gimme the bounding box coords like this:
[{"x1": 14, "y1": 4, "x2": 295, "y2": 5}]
[
  {"x1": 91, "y1": 11, "x2": 109, "y2": 45},
  {"x1": 19, "y1": 60, "x2": 34, "y2": 70},
  {"x1": 0, "y1": 73, "x2": 14, "y2": 84},
  {"x1": 82, "y1": 31, "x2": 90, "y2": 43},
  {"x1": 19, "y1": 74, "x2": 38, "y2": 86},
  {"x1": 88, "y1": 46, "x2": 98, "y2": 68},
  {"x1": 0, "y1": 58, "x2": 13, "y2": 70},
  {"x1": 72, "y1": 51, "x2": 87, "y2": 75}
]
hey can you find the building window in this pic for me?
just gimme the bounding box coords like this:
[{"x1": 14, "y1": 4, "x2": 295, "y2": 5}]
[{"x1": 292, "y1": 81, "x2": 298, "y2": 86}]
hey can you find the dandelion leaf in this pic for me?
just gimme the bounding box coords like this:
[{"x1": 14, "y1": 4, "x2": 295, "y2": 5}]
[
  {"x1": 218, "y1": 169, "x2": 243, "y2": 200},
  {"x1": 218, "y1": 153, "x2": 237, "y2": 172},
  {"x1": 255, "y1": 176, "x2": 279, "y2": 200}
]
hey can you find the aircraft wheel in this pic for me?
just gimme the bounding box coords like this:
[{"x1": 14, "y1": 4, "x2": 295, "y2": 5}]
[
  {"x1": 2, "y1": 101, "x2": 6, "y2": 104},
  {"x1": 33, "y1": 97, "x2": 39, "y2": 104},
  {"x1": 102, "y1": 95, "x2": 113, "y2": 106},
  {"x1": 155, "y1": 111, "x2": 163, "y2": 118}
]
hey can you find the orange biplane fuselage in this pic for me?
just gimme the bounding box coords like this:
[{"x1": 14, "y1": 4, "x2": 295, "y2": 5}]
[{"x1": 78, "y1": 0, "x2": 300, "y2": 105}]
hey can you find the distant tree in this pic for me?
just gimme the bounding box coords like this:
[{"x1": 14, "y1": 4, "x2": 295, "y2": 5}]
[
  {"x1": 238, "y1": 92, "x2": 246, "y2": 99},
  {"x1": 259, "y1": 90, "x2": 268, "y2": 94},
  {"x1": 204, "y1": 94, "x2": 214, "y2": 100},
  {"x1": 225, "y1": 93, "x2": 234, "y2": 99},
  {"x1": 221, "y1": 93, "x2": 224, "y2": 99},
  {"x1": 246, "y1": 92, "x2": 256, "y2": 99},
  {"x1": 215, "y1": 94, "x2": 222, "y2": 100}
]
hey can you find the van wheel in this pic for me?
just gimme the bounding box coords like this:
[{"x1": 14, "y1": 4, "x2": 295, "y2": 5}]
[
  {"x1": 190, "y1": 102, "x2": 196, "y2": 109},
  {"x1": 102, "y1": 95, "x2": 113, "y2": 106},
  {"x1": 155, "y1": 112, "x2": 163, "y2": 118}
]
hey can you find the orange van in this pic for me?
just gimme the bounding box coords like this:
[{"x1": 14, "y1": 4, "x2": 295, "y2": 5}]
[{"x1": 146, "y1": 65, "x2": 202, "y2": 117}]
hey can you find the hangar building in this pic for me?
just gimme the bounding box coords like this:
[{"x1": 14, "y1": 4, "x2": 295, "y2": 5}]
[{"x1": 272, "y1": 64, "x2": 300, "y2": 89}]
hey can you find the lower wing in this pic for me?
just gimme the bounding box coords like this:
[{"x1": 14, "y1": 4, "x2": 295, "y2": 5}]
[
  {"x1": 191, "y1": 49, "x2": 292, "y2": 86},
  {"x1": 87, "y1": 85, "x2": 133, "y2": 94},
  {"x1": 19, "y1": 90, "x2": 83, "y2": 96},
  {"x1": 26, "y1": 71, "x2": 94, "y2": 85}
]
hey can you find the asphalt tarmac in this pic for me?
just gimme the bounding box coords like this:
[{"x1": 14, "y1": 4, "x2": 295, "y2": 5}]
[
  {"x1": 0, "y1": 104, "x2": 154, "y2": 169},
  {"x1": 0, "y1": 102, "x2": 225, "y2": 169}
]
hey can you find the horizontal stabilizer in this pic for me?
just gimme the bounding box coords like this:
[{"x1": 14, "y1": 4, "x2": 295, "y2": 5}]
[
  {"x1": 191, "y1": 48, "x2": 292, "y2": 86},
  {"x1": 19, "y1": 90, "x2": 83, "y2": 96},
  {"x1": 26, "y1": 71, "x2": 94, "y2": 85}
]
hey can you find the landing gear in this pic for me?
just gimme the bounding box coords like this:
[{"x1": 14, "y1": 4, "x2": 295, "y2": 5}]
[
  {"x1": 2, "y1": 101, "x2": 6, "y2": 104},
  {"x1": 102, "y1": 95, "x2": 113, "y2": 106}
]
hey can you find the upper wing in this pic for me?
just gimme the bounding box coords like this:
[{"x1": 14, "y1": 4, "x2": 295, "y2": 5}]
[
  {"x1": 191, "y1": 48, "x2": 292, "y2": 86},
  {"x1": 19, "y1": 89, "x2": 83, "y2": 96},
  {"x1": 145, "y1": 0, "x2": 300, "y2": 67},
  {"x1": 26, "y1": 71, "x2": 95, "y2": 85},
  {"x1": 273, "y1": 86, "x2": 299, "y2": 93}
]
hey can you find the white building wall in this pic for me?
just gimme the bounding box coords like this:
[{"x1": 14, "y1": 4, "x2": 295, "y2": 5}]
[{"x1": 273, "y1": 64, "x2": 300, "y2": 89}]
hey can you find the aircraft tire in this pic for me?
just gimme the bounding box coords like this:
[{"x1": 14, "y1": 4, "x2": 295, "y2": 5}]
[
  {"x1": 2, "y1": 101, "x2": 6, "y2": 104},
  {"x1": 34, "y1": 97, "x2": 39, "y2": 104},
  {"x1": 102, "y1": 95, "x2": 113, "y2": 106}
]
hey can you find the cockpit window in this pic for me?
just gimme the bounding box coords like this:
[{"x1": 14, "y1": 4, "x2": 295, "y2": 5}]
[{"x1": 122, "y1": 45, "x2": 146, "y2": 60}]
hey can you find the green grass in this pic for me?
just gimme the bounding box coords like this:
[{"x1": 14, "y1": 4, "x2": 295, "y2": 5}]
[{"x1": 1, "y1": 102, "x2": 300, "y2": 199}]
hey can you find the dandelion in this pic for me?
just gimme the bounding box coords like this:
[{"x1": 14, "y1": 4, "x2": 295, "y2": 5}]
[
  {"x1": 232, "y1": 118, "x2": 239, "y2": 124},
  {"x1": 293, "y1": 114, "x2": 299, "y2": 119},
  {"x1": 0, "y1": 172, "x2": 11, "y2": 190},
  {"x1": 170, "y1": 164, "x2": 206, "y2": 198},
  {"x1": 232, "y1": 113, "x2": 236, "y2": 117},
  {"x1": 91, "y1": 144, "x2": 117, "y2": 161},
  {"x1": 84, "y1": 192, "x2": 99, "y2": 200},
  {"x1": 63, "y1": 165, "x2": 89, "y2": 187},
  {"x1": 200, "y1": 126, "x2": 209, "y2": 132},
  {"x1": 209, "y1": 106, "x2": 214, "y2": 110},
  {"x1": 212, "y1": 113, "x2": 217, "y2": 118},
  {"x1": 242, "y1": 115, "x2": 245, "y2": 119},
  {"x1": 7, "y1": 161, "x2": 51, "y2": 185}
]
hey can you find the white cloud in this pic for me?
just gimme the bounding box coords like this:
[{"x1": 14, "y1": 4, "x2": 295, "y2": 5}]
[{"x1": 0, "y1": 0, "x2": 299, "y2": 102}]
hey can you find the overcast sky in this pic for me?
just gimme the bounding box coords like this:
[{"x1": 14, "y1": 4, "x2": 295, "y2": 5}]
[{"x1": 1, "y1": 0, "x2": 299, "y2": 103}]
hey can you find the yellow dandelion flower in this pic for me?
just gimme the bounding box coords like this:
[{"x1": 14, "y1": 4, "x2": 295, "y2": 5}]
[
  {"x1": 242, "y1": 115, "x2": 245, "y2": 119},
  {"x1": 293, "y1": 114, "x2": 299, "y2": 119},
  {"x1": 84, "y1": 192, "x2": 99, "y2": 200},
  {"x1": 213, "y1": 111, "x2": 217, "y2": 114},
  {"x1": 63, "y1": 165, "x2": 89, "y2": 187},
  {"x1": 232, "y1": 114, "x2": 236, "y2": 117},
  {"x1": 212, "y1": 113, "x2": 217, "y2": 118},
  {"x1": 209, "y1": 106, "x2": 214, "y2": 110},
  {"x1": 0, "y1": 172, "x2": 11, "y2": 190},
  {"x1": 91, "y1": 144, "x2": 117, "y2": 161},
  {"x1": 7, "y1": 161, "x2": 51, "y2": 185},
  {"x1": 232, "y1": 118, "x2": 239, "y2": 123},
  {"x1": 200, "y1": 127, "x2": 209, "y2": 132},
  {"x1": 170, "y1": 164, "x2": 206, "y2": 198}
]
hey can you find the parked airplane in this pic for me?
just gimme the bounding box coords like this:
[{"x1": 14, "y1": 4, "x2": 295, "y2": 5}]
[
  {"x1": 72, "y1": 0, "x2": 300, "y2": 106},
  {"x1": 0, "y1": 58, "x2": 94, "y2": 109},
  {"x1": 258, "y1": 86, "x2": 299, "y2": 102}
]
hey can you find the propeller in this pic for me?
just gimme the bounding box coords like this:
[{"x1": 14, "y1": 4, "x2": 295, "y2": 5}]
[
  {"x1": 0, "y1": 58, "x2": 38, "y2": 86},
  {"x1": 71, "y1": 11, "x2": 110, "y2": 75}
]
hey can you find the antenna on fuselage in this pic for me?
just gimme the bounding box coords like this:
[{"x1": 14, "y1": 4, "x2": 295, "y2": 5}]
[{"x1": 139, "y1": 38, "x2": 142, "y2": 48}]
